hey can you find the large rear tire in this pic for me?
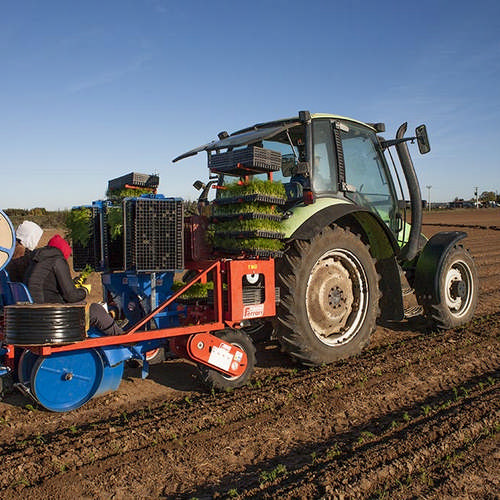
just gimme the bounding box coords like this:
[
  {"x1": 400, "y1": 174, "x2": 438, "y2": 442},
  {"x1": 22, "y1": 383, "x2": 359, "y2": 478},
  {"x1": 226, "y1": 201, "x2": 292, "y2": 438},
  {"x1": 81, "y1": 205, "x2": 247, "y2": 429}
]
[
  {"x1": 423, "y1": 244, "x2": 478, "y2": 329},
  {"x1": 276, "y1": 225, "x2": 380, "y2": 365}
]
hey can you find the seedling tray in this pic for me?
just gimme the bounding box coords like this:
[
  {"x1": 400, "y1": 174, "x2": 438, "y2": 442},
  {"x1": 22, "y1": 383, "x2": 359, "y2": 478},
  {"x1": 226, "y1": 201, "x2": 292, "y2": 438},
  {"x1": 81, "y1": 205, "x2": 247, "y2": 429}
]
[
  {"x1": 108, "y1": 172, "x2": 159, "y2": 191},
  {"x1": 214, "y1": 230, "x2": 285, "y2": 240},
  {"x1": 213, "y1": 194, "x2": 286, "y2": 206},
  {"x1": 209, "y1": 146, "x2": 281, "y2": 176},
  {"x1": 210, "y1": 213, "x2": 284, "y2": 223}
]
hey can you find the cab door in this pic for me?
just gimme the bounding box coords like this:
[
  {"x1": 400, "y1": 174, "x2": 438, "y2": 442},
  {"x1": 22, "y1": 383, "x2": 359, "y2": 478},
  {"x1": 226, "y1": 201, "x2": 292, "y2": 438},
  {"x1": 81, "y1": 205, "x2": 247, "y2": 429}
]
[{"x1": 337, "y1": 122, "x2": 400, "y2": 237}]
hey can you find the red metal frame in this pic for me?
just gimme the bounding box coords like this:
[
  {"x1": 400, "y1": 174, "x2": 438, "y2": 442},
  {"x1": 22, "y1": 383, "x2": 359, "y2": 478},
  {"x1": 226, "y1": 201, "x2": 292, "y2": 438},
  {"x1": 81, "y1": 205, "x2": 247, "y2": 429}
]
[
  {"x1": 225, "y1": 259, "x2": 276, "y2": 322},
  {"x1": 30, "y1": 260, "x2": 225, "y2": 355},
  {"x1": 123, "y1": 184, "x2": 157, "y2": 194},
  {"x1": 3, "y1": 258, "x2": 276, "y2": 361}
]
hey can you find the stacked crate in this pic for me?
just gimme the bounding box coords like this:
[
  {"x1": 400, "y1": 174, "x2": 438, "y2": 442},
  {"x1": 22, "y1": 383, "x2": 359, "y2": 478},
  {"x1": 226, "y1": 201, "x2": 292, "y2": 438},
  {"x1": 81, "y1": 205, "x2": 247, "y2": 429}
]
[
  {"x1": 124, "y1": 197, "x2": 184, "y2": 272},
  {"x1": 102, "y1": 203, "x2": 124, "y2": 270},
  {"x1": 105, "y1": 172, "x2": 160, "y2": 270},
  {"x1": 72, "y1": 205, "x2": 103, "y2": 271},
  {"x1": 108, "y1": 172, "x2": 159, "y2": 192},
  {"x1": 208, "y1": 146, "x2": 286, "y2": 257}
]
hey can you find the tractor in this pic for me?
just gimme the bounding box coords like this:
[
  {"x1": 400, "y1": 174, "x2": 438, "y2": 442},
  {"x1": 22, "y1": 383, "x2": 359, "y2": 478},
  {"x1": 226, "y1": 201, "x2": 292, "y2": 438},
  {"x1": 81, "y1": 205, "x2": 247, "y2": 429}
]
[
  {"x1": 173, "y1": 110, "x2": 478, "y2": 365},
  {"x1": 0, "y1": 110, "x2": 478, "y2": 411}
]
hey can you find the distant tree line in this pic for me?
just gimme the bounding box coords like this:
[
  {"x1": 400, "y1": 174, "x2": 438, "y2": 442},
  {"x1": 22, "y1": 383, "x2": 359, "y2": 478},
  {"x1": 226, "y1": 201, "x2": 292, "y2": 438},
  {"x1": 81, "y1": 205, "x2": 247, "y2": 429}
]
[
  {"x1": 477, "y1": 191, "x2": 499, "y2": 203},
  {"x1": 3, "y1": 208, "x2": 69, "y2": 228},
  {"x1": 451, "y1": 190, "x2": 499, "y2": 208},
  {"x1": 3, "y1": 200, "x2": 199, "y2": 230}
]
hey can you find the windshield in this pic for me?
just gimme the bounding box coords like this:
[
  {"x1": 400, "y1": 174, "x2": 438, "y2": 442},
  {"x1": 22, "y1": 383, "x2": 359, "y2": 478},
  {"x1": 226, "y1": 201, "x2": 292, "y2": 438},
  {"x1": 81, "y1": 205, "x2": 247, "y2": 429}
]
[
  {"x1": 262, "y1": 141, "x2": 298, "y2": 183},
  {"x1": 261, "y1": 124, "x2": 306, "y2": 183}
]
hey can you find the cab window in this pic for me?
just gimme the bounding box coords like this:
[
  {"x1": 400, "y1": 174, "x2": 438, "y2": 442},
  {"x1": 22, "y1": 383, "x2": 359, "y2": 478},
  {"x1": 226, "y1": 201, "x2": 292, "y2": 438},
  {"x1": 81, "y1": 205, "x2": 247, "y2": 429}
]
[
  {"x1": 312, "y1": 120, "x2": 336, "y2": 193},
  {"x1": 340, "y1": 123, "x2": 397, "y2": 228}
]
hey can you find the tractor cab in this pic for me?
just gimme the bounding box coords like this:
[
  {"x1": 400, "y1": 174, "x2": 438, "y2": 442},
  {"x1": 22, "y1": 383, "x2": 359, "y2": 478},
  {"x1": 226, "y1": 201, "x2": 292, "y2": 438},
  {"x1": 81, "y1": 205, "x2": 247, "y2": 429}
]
[{"x1": 175, "y1": 111, "x2": 430, "y2": 255}]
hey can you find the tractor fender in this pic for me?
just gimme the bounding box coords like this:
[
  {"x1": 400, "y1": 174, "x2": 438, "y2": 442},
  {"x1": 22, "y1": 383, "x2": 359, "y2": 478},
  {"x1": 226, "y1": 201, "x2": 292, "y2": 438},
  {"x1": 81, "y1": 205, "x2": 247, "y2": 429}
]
[
  {"x1": 288, "y1": 202, "x2": 405, "y2": 322},
  {"x1": 413, "y1": 231, "x2": 467, "y2": 304},
  {"x1": 289, "y1": 203, "x2": 399, "y2": 255}
]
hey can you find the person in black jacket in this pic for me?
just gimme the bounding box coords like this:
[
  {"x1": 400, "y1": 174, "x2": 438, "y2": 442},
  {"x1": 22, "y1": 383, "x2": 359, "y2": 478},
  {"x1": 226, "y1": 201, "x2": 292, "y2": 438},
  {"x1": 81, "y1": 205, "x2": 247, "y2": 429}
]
[{"x1": 24, "y1": 234, "x2": 123, "y2": 336}]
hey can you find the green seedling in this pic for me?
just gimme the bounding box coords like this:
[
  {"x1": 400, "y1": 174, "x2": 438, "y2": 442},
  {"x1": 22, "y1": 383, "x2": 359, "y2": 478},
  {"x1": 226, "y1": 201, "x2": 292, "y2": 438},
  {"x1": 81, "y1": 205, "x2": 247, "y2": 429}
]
[
  {"x1": 65, "y1": 207, "x2": 92, "y2": 246},
  {"x1": 259, "y1": 463, "x2": 287, "y2": 484}
]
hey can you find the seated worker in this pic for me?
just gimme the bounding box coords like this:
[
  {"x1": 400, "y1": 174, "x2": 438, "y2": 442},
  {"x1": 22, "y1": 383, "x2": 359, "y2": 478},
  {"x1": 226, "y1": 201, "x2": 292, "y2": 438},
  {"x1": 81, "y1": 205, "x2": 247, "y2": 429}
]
[
  {"x1": 6, "y1": 221, "x2": 43, "y2": 282},
  {"x1": 24, "y1": 234, "x2": 123, "y2": 336}
]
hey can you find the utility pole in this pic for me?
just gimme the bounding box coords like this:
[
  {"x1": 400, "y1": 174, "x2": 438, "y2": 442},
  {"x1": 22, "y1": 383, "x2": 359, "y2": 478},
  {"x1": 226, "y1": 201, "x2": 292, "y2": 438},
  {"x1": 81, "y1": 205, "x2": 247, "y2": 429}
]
[
  {"x1": 474, "y1": 187, "x2": 479, "y2": 209},
  {"x1": 426, "y1": 185, "x2": 432, "y2": 212}
]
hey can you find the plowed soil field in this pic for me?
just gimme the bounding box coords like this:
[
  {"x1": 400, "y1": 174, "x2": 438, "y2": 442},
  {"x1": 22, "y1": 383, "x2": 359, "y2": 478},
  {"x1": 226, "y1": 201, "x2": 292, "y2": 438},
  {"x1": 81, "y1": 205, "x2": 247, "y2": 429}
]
[{"x1": 1, "y1": 209, "x2": 498, "y2": 499}]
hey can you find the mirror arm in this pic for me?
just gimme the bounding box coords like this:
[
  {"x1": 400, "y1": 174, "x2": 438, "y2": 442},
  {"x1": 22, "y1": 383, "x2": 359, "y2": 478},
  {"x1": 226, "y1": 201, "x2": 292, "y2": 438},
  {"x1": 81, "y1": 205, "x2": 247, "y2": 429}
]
[{"x1": 380, "y1": 136, "x2": 416, "y2": 149}]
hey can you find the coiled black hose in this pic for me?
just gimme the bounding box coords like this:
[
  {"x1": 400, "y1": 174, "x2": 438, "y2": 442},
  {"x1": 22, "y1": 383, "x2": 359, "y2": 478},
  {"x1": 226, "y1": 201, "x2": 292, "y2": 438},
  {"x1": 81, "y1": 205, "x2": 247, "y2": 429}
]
[{"x1": 5, "y1": 304, "x2": 86, "y2": 345}]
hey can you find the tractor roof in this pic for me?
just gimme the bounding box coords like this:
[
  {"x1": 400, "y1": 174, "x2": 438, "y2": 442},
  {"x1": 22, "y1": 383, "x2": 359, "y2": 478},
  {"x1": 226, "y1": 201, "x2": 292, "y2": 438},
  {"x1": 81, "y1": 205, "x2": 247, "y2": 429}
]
[{"x1": 172, "y1": 113, "x2": 377, "y2": 162}]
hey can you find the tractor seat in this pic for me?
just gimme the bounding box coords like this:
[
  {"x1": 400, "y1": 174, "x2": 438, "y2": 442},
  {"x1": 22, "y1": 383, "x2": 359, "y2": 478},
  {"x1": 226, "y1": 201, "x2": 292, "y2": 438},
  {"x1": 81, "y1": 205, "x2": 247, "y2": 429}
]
[
  {"x1": 0, "y1": 270, "x2": 33, "y2": 306},
  {"x1": 9, "y1": 282, "x2": 33, "y2": 304}
]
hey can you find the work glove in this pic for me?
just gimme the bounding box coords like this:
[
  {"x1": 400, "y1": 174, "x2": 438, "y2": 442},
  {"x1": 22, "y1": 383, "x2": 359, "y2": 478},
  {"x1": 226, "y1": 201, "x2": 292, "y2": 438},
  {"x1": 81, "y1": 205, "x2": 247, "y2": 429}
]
[
  {"x1": 73, "y1": 275, "x2": 86, "y2": 286},
  {"x1": 76, "y1": 283, "x2": 92, "y2": 295}
]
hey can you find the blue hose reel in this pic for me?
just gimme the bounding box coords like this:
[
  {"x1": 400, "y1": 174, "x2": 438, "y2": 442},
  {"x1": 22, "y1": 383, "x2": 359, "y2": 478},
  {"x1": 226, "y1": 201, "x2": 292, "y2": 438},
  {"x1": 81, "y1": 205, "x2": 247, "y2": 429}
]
[{"x1": 0, "y1": 209, "x2": 15, "y2": 273}]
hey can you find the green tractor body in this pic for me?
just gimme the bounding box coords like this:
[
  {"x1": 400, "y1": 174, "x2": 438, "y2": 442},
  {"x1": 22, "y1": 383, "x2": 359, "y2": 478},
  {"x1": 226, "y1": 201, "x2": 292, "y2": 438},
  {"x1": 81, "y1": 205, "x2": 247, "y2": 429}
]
[{"x1": 174, "y1": 111, "x2": 478, "y2": 365}]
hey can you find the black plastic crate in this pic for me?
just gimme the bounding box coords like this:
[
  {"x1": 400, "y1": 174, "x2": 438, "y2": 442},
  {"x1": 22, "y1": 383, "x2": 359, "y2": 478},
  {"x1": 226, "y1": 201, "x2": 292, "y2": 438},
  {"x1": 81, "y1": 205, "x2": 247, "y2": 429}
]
[
  {"x1": 72, "y1": 206, "x2": 102, "y2": 271},
  {"x1": 102, "y1": 204, "x2": 124, "y2": 270},
  {"x1": 124, "y1": 198, "x2": 184, "y2": 272},
  {"x1": 208, "y1": 146, "x2": 281, "y2": 176},
  {"x1": 108, "y1": 172, "x2": 160, "y2": 191}
]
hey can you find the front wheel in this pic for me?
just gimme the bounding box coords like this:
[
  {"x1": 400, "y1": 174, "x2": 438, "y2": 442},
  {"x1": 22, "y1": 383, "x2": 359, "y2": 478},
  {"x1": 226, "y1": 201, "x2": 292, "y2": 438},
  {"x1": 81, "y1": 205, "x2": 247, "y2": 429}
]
[
  {"x1": 198, "y1": 329, "x2": 256, "y2": 391},
  {"x1": 276, "y1": 225, "x2": 380, "y2": 366},
  {"x1": 423, "y1": 244, "x2": 478, "y2": 329}
]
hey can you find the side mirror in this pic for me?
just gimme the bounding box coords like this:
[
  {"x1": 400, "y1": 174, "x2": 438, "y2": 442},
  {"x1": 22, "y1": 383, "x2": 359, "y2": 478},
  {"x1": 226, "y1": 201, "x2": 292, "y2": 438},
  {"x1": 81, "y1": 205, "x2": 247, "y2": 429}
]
[
  {"x1": 415, "y1": 124, "x2": 431, "y2": 154},
  {"x1": 193, "y1": 180, "x2": 205, "y2": 191}
]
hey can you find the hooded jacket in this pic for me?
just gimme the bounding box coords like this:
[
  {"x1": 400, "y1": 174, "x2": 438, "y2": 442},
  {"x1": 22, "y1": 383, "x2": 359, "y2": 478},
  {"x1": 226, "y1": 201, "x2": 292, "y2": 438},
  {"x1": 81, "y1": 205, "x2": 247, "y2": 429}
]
[{"x1": 24, "y1": 246, "x2": 86, "y2": 304}]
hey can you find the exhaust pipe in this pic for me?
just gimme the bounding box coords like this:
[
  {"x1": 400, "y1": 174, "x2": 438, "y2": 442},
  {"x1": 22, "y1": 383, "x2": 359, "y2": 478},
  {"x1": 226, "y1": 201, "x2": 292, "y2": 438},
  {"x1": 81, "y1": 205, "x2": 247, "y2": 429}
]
[{"x1": 395, "y1": 122, "x2": 422, "y2": 262}]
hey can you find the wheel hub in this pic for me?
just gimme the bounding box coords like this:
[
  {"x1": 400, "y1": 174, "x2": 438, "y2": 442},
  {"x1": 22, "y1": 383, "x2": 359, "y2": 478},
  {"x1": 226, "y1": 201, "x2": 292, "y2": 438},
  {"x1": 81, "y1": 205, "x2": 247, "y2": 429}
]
[
  {"x1": 307, "y1": 257, "x2": 354, "y2": 336},
  {"x1": 328, "y1": 286, "x2": 344, "y2": 308},
  {"x1": 445, "y1": 268, "x2": 463, "y2": 311},
  {"x1": 450, "y1": 279, "x2": 466, "y2": 299}
]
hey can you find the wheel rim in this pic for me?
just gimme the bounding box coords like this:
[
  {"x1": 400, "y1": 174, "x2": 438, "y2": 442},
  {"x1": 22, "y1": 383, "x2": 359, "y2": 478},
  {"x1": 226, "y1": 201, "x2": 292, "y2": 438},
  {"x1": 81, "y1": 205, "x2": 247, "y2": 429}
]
[
  {"x1": 145, "y1": 348, "x2": 160, "y2": 362},
  {"x1": 17, "y1": 350, "x2": 38, "y2": 386},
  {"x1": 306, "y1": 248, "x2": 369, "y2": 346},
  {"x1": 444, "y1": 259, "x2": 474, "y2": 318},
  {"x1": 31, "y1": 349, "x2": 104, "y2": 412}
]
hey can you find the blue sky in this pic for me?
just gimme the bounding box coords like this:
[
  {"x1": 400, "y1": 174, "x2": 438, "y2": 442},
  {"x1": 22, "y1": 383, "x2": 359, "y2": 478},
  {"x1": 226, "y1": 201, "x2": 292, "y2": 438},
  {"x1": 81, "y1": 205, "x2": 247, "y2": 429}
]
[{"x1": 1, "y1": 0, "x2": 499, "y2": 209}]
